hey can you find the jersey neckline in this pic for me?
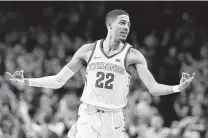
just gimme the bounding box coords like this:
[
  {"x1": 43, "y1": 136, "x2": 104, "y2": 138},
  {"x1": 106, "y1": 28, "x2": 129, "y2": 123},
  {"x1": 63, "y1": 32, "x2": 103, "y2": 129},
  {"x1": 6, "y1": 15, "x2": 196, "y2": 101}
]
[{"x1": 99, "y1": 39, "x2": 127, "y2": 59}]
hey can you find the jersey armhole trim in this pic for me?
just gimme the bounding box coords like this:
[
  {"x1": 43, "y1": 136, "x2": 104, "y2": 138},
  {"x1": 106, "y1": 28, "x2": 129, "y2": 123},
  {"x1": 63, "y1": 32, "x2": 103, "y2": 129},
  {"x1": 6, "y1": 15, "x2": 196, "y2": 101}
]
[
  {"x1": 87, "y1": 41, "x2": 97, "y2": 64},
  {"x1": 124, "y1": 46, "x2": 133, "y2": 76}
]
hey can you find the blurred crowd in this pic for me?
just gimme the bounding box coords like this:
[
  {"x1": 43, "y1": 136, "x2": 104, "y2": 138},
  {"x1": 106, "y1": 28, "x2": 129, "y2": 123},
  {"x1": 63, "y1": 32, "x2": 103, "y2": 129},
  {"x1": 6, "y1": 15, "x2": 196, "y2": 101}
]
[{"x1": 0, "y1": 2, "x2": 208, "y2": 138}]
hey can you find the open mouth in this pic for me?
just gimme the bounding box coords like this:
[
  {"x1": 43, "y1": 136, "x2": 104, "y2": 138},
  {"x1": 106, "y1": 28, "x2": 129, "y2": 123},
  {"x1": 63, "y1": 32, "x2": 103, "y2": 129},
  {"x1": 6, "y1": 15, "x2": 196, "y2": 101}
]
[{"x1": 120, "y1": 32, "x2": 127, "y2": 37}]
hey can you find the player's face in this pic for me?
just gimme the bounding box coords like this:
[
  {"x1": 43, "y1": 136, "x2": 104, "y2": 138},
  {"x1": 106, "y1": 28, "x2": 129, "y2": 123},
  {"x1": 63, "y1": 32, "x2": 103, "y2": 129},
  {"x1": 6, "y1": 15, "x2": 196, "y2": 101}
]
[{"x1": 110, "y1": 15, "x2": 131, "y2": 42}]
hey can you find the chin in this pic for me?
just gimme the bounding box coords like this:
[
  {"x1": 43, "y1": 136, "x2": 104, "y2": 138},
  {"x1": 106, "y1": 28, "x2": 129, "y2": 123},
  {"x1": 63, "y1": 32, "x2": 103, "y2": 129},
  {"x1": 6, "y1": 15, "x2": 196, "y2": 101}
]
[{"x1": 120, "y1": 37, "x2": 126, "y2": 42}]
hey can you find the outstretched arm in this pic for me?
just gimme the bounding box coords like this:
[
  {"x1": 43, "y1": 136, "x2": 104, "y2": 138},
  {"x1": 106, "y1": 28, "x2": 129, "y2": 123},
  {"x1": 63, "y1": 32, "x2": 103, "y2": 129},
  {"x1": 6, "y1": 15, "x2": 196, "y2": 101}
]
[
  {"x1": 128, "y1": 48, "x2": 194, "y2": 96},
  {"x1": 7, "y1": 43, "x2": 94, "y2": 89}
]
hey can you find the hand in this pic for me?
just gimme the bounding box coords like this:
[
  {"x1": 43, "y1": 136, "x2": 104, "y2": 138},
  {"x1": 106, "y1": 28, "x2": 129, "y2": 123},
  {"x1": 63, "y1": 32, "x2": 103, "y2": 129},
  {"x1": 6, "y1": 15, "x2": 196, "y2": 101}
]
[
  {"x1": 6, "y1": 70, "x2": 25, "y2": 85},
  {"x1": 180, "y1": 72, "x2": 192, "y2": 84},
  {"x1": 178, "y1": 72, "x2": 195, "y2": 91}
]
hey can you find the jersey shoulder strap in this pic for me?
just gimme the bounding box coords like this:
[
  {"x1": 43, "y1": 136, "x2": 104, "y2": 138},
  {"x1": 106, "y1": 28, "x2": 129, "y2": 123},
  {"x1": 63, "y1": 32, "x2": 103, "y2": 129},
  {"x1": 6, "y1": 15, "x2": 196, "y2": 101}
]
[{"x1": 87, "y1": 40, "x2": 102, "y2": 63}]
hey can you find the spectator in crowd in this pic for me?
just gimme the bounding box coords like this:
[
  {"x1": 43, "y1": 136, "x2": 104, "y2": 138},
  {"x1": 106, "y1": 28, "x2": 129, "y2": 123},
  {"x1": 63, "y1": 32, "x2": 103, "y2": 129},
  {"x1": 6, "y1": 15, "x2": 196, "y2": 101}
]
[{"x1": 0, "y1": 2, "x2": 208, "y2": 138}]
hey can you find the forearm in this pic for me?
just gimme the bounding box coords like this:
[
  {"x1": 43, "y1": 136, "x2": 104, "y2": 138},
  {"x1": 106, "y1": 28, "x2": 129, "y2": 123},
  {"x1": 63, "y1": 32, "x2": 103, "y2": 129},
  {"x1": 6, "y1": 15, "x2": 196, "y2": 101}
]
[
  {"x1": 135, "y1": 64, "x2": 180, "y2": 96},
  {"x1": 149, "y1": 83, "x2": 180, "y2": 96},
  {"x1": 25, "y1": 75, "x2": 61, "y2": 89},
  {"x1": 25, "y1": 66, "x2": 74, "y2": 89}
]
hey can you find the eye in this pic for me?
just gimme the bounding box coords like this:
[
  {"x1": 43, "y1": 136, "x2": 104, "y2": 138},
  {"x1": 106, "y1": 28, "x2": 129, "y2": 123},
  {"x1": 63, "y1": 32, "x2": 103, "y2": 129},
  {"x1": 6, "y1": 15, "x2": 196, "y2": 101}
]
[{"x1": 119, "y1": 22, "x2": 125, "y2": 25}]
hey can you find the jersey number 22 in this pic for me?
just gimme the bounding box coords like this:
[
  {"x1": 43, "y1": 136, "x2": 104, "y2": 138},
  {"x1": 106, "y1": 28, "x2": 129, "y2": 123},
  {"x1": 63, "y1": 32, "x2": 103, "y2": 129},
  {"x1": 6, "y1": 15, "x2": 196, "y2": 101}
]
[{"x1": 95, "y1": 72, "x2": 114, "y2": 89}]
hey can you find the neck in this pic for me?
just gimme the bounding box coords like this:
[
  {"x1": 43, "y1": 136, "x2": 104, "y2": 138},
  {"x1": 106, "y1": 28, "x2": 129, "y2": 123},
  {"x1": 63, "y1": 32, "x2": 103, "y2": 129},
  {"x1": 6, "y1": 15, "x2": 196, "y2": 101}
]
[{"x1": 103, "y1": 33, "x2": 123, "y2": 52}]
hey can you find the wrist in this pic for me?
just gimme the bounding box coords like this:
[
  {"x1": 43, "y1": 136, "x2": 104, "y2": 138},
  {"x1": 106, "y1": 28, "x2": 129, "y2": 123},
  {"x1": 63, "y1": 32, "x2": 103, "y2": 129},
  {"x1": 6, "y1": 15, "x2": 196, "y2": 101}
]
[
  {"x1": 24, "y1": 78, "x2": 29, "y2": 86},
  {"x1": 173, "y1": 85, "x2": 180, "y2": 93}
]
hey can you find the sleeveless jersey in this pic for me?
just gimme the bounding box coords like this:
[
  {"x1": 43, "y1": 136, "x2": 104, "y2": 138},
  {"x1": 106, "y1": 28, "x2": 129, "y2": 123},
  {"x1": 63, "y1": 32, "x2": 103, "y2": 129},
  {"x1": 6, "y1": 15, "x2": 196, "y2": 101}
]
[{"x1": 80, "y1": 39, "x2": 132, "y2": 109}]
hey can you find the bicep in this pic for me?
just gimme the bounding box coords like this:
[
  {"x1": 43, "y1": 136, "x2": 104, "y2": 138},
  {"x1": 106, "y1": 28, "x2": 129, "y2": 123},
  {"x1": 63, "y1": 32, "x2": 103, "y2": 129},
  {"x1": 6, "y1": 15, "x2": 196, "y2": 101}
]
[
  {"x1": 135, "y1": 63, "x2": 157, "y2": 89},
  {"x1": 66, "y1": 43, "x2": 93, "y2": 73},
  {"x1": 66, "y1": 55, "x2": 85, "y2": 73},
  {"x1": 129, "y1": 48, "x2": 157, "y2": 90}
]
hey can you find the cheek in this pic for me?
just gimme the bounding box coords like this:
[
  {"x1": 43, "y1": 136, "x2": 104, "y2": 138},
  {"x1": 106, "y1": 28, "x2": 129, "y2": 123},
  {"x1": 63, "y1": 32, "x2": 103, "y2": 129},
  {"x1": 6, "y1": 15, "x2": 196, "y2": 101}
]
[
  {"x1": 112, "y1": 25, "x2": 120, "y2": 31},
  {"x1": 116, "y1": 28, "x2": 122, "y2": 34},
  {"x1": 116, "y1": 30, "x2": 120, "y2": 35},
  {"x1": 111, "y1": 29, "x2": 119, "y2": 36}
]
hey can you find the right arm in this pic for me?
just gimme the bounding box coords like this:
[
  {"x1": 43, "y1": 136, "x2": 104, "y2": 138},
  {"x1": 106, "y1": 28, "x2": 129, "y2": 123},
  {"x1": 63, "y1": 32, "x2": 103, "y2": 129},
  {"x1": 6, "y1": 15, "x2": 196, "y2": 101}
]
[{"x1": 8, "y1": 43, "x2": 94, "y2": 89}]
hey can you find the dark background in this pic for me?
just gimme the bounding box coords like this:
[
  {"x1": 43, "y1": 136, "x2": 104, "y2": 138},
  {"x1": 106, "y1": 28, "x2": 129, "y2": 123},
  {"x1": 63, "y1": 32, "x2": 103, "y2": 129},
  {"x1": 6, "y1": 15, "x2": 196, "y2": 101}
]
[{"x1": 0, "y1": 1, "x2": 207, "y2": 138}]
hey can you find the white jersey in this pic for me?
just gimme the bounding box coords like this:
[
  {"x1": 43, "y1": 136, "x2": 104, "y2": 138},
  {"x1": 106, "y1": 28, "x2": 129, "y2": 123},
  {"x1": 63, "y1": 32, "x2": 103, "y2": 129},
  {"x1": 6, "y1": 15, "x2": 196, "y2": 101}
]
[{"x1": 80, "y1": 39, "x2": 132, "y2": 109}]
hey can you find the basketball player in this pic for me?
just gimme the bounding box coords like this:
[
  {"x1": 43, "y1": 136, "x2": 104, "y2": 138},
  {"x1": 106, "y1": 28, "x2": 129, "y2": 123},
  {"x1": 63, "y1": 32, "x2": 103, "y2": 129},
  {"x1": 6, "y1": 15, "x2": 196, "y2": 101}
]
[{"x1": 7, "y1": 9, "x2": 195, "y2": 138}]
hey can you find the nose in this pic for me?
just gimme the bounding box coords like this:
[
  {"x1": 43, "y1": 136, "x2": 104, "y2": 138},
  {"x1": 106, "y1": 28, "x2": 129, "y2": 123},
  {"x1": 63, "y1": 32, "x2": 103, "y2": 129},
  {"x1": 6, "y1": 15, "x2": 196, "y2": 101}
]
[
  {"x1": 123, "y1": 25, "x2": 129, "y2": 32},
  {"x1": 123, "y1": 28, "x2": 128, "y2": 32}
]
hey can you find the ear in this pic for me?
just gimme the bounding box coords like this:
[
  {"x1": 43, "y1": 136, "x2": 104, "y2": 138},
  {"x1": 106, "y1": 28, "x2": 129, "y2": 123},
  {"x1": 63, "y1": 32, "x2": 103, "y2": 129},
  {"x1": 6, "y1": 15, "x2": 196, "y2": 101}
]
[
  {"x1": 109, "y1": 24, "x2": 112, "y2": 30},
  {"x1": 107, "y1": 24, "x2": 112, "y2": 31}
]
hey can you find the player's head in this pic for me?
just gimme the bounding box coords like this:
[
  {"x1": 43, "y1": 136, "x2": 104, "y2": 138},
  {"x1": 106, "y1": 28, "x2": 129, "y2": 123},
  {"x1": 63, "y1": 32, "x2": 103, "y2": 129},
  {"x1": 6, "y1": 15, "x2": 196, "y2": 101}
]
[{"x1": 105, "y1": 9, "x2": 131, "y2": 42}]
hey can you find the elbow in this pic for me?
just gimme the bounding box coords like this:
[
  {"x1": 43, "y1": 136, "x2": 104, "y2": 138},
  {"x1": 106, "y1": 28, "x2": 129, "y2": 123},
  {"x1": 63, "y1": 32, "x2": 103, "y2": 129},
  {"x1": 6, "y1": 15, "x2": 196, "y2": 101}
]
[
  {"x1": 51, "y1": 81, "x2": 64, "y2": 89},
  {"x1": 54, "y1": 83, "x2": 64, "y2": 89},
  {"x1": 53, "y1": 75, "x2": 66, "y2": 89},
  {"x1": 149, "y1": 89, "x2": 158, "y2": 96},
  {"x1": 148, "y1": 82, "x2": 159, "y2": 96},
  {"x1": 148, "y1": 84, "x2": 159, "y2": 96}
]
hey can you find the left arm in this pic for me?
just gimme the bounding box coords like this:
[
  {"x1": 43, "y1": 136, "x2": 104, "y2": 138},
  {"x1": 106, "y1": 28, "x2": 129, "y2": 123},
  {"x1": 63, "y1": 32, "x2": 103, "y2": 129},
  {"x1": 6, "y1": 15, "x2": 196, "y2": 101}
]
[{"x1": 127, "y1": 48, "x2": 194, "y2": 96}]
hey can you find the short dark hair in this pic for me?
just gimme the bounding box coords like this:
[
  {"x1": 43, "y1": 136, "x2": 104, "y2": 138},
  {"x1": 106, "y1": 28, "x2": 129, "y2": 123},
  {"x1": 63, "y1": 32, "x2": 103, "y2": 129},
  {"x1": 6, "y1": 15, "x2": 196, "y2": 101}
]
[{"x1": 105, "y1": 9, "x2": 129, "y2": 27}]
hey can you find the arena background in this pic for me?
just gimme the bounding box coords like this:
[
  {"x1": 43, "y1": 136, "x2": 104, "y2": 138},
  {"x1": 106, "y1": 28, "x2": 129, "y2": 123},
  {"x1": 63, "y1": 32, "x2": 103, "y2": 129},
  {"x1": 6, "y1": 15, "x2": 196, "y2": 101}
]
[{"x1": 0, "y1": 1, "x2": 208, "y2": 138}]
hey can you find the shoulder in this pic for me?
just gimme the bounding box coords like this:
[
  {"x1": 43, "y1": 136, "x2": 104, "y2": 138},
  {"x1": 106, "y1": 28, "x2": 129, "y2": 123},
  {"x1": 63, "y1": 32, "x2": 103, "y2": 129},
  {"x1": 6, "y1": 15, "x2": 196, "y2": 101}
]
[
  {"x1": 74, "y1": 41, "x2": 97, "y2": 57},
  {"x1": 73, "y1": 41, "x2": 97, "y2": 62},
  {"x1": 77, "y1": 42, "x2": 96, "y2": 54},
  {"x1": 126, "y1": 45, "x2": 147, "y2": 66}
]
